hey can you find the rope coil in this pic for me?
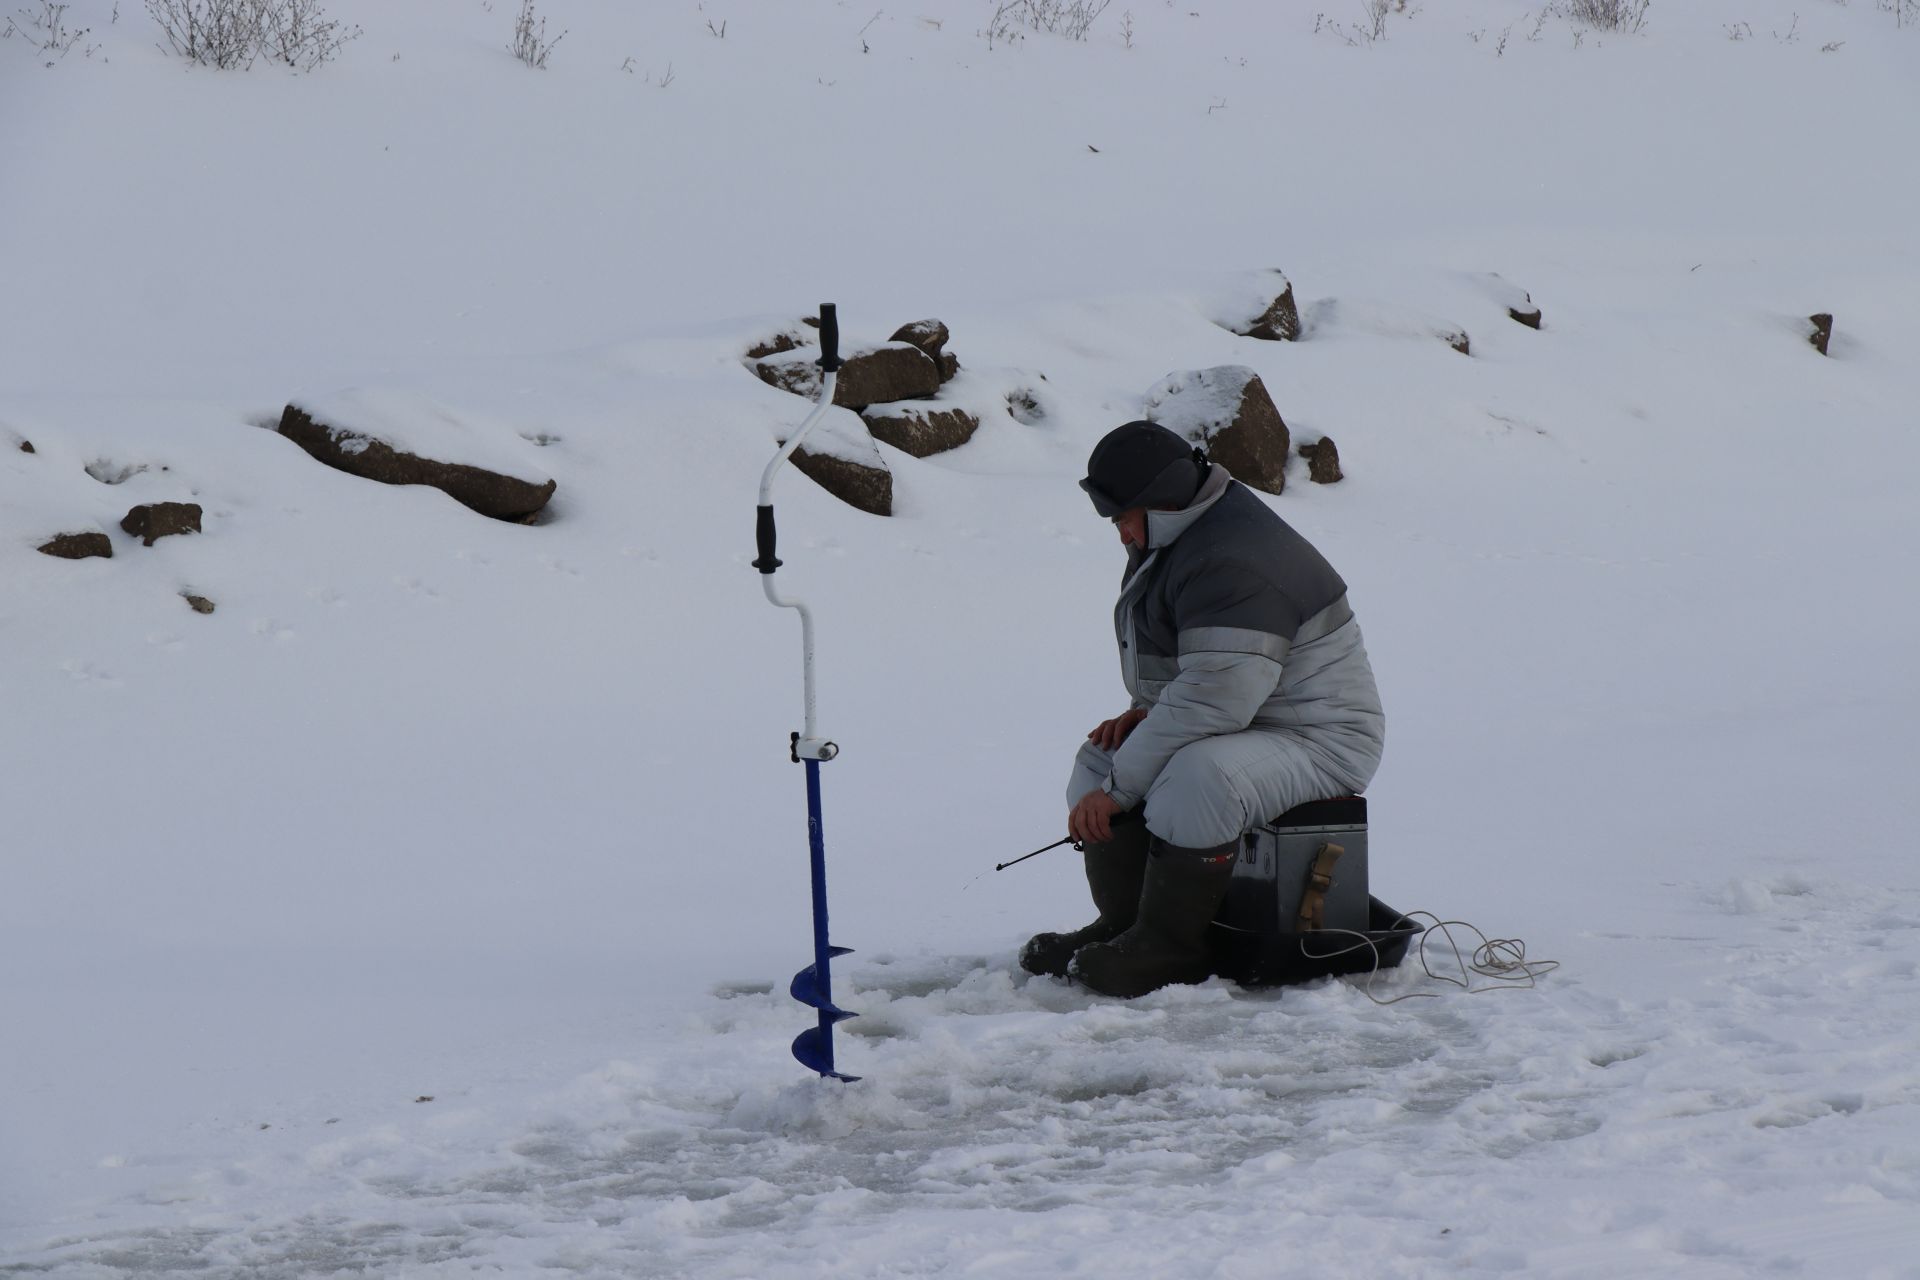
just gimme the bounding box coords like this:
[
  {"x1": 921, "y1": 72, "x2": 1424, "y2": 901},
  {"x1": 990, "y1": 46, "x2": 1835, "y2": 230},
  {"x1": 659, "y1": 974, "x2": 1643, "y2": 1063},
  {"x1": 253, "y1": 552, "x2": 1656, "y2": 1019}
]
[{"x1": 1303, "y1": 911, "x2": 1561, "y2": 1005}]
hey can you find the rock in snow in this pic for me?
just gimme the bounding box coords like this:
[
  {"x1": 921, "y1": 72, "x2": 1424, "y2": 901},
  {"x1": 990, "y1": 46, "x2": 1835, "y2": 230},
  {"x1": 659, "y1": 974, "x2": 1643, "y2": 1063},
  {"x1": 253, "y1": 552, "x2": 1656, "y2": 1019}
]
[
  {"x1": 1301, "y1": 437, "x2": 1344, "y2": 484},
  {"x1": 744, "y1": 328, "x2": 808, "y2": 360},
  {"x1": 772, "y1": 405, "x2": 896, "y2": 516},
  {"x1": 791, "y1": 447, "x2": 892, "y2": 516},
  {"x1": 35, "y1": 530, "x2": 112, "y2": 559},
  {"x1": 120, "y1": 501, "x2": 202, "y2": 546},
  {"x1": 1476, "y1": 272, "x2": 1543, "y2": 330},
  {"x1": 888, "y1": 319, "x2": 949, "y2": 360},
  {"x1": 1809, "y1": 313, "x2": 1834, "y2": 356},
  {"x1": 859, "y1": 404, "x2": 982, "y2": 458},
  {"x1": 277, "y1": 391, "x2": 557, "y2": 523},
  {"x1": 887, "y1": 319, "x2": 961, "y2": 384},
  {"x1": 754, "y1": 343, "x2": 943, "y2": 410},
  {"x1": 1144, "y1": 365, "x2": 1292, "y2": 495},
  {"x1": 1215, "y1": 269, "x2": 1303, "y2": 342}
]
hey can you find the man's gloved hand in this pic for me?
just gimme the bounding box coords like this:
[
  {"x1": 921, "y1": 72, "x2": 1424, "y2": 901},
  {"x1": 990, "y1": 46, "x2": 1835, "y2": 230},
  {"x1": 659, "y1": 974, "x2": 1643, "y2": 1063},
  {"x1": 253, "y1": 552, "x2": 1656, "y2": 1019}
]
[
  {"x1": 1068, "y1": 788, "x2": 1124, "y2": 845},
  {"x1": 1088, "y1": 707, "x2": 1148, "y2": 751}
]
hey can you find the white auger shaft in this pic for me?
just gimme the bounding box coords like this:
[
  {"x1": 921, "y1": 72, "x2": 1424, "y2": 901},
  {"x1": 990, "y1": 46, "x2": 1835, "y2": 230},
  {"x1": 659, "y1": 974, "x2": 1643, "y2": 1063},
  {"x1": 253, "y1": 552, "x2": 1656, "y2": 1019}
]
[{"x1": 753, "y1": 304, "x2": 844, "y2": 763}]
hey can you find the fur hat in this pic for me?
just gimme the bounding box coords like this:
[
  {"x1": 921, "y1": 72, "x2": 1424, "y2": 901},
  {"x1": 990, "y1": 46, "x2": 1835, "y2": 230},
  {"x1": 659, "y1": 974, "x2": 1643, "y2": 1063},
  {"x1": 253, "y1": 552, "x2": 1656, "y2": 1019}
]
[{"x1": 1079, "y1": 421, "x2": 1207, "y2": 518}]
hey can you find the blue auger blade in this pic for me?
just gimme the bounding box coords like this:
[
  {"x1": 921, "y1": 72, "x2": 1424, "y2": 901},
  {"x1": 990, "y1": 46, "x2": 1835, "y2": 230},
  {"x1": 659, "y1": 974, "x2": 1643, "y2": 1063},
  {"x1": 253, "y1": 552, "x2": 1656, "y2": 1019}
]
[
  {"x1": 789, "y1": 948, "x2": 856, "y2": 1015},
  {"x1": 792, "y1": 1026, "x2": 861, "y2": 1082}
]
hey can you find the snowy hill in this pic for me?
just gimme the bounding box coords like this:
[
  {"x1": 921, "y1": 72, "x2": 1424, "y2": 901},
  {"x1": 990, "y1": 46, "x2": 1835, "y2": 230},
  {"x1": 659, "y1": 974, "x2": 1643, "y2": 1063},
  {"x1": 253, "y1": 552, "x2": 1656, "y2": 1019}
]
[{"x1": 3, "y1": 2, "x2": 1919, "y2": 1275}]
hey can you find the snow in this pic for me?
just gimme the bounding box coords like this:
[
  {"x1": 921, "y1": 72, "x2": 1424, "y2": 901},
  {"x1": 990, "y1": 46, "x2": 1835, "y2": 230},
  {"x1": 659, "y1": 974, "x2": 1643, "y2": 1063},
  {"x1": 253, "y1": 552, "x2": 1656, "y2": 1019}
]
[
  {"x1": 1300, "y1": 297, "x2": 1471, "y2": 350},
  {"x1": 1142, "y1": 364, "x2": 1264, "y2": 440},
  {"x1": 1204, "y1": 267, "x2": 1295, "y2": 334},
  {"x1": 4, "y1": 1, "x2": 1920, "y2": 1276}
]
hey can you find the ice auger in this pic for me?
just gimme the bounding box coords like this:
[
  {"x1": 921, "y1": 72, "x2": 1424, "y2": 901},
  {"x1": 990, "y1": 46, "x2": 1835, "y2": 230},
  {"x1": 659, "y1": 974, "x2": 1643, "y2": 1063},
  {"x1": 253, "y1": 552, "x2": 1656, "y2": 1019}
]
[{"x1": 754, "y1": 303, "x2": 858, "y2": 1082}]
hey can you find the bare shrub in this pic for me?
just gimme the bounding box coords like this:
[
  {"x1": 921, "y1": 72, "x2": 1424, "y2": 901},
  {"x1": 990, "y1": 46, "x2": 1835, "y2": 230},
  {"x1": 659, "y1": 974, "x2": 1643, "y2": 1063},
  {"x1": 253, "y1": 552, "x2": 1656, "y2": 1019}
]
[
  {"x1": 145, "y1": 0, "x2": 263, "y2": 68},
  {"x1": 4, "y1": 1, "x2": 94, "y2": 58},
  {"x1": 1560, "y1": 0, "x2": 1650, "y2": 32},
  {"x1": 259, "y1": 0, "x2": 358, "y2": 69},
  {"x1": 985, "y1": 0, "x2": 1111, "y2": 47},
  {"x1": 509, "y1": 0, "x2": 564, "y2": 67},
  {"x1": 144, "y1": 0, "x2": 356, "y2": 68},
  {"x1": 1314, "y1": 0, "x2": 1409, "y2": 46}
]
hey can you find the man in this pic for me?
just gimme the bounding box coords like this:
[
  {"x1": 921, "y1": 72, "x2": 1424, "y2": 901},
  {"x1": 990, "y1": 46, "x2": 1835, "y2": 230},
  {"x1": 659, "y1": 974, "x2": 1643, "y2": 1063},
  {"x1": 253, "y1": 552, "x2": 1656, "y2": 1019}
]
[{"x1": 1021, "y1": 421, "x2": 1386, "y2": 998}]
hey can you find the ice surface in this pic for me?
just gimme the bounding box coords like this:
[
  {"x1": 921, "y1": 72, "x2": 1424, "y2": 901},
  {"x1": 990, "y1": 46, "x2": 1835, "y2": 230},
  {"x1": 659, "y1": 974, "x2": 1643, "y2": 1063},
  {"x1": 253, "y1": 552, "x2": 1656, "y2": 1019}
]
[{"x1": 11, "y1": 884, "x2": 1919, "y2": 1276}]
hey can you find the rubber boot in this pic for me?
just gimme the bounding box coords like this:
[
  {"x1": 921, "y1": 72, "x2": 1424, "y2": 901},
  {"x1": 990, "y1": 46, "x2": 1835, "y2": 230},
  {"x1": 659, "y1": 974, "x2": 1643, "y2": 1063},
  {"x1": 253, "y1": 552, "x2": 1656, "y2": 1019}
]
[
  {"x1": 1018, "y1": 817, "x2": 1151, "y2": 978},
  {"x1": 1069, "y1": 837, "x2": 1238, "y2": 998}
]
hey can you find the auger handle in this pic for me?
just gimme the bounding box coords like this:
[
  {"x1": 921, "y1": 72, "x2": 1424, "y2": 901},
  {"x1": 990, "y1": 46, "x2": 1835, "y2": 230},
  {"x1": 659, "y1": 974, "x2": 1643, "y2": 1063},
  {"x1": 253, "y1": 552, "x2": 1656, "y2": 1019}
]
[
  {"x1": 817, "y1": 303, "x2": 842, "y2": 373},
  {"x1": 754, "y1": 504, "x2": 781, "y2": 574}
]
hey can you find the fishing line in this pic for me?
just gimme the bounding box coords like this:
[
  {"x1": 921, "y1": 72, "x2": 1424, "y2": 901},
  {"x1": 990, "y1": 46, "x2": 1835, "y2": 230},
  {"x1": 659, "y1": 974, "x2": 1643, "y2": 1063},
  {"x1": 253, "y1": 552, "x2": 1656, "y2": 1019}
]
[{"x1": 1299, "y1": 910, "x2": 1560, "y2": 1005}]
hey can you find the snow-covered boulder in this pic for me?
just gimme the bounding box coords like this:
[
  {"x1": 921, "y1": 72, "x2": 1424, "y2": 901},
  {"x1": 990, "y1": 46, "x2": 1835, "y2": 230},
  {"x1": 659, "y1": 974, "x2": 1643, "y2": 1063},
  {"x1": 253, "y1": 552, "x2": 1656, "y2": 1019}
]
[
  {"x1": 1143, "y1": 365, "x2": 1291, "y2": 495},
  {"x1": 779, "y1": 411, "x2": 893, "y2": 516},
  {"x1": 858, "y1": 403, "x2": 981, "y2": 458},
  {"x1": 1476, "y1": 273, "x2": 1543, "y2": 330},
  {"x1": 1213, "y1": 269, "x2": 1302, "y2": 342},
  {"x1": 754, "y1": 342, "x2": 942, "y2": 410},
  {"x1": 1006, "y1": 388, "x2": 1046, "y2": 425},
  {"x1": 792, "y1": 448, "x2": 891, "y2": 516},
  {"x1": 888, "y1": 318, "x2": 947, "y2": 358},
  {"x1": 745, "y1": 325, "x2": 810, "y2": 361},
  {"x1": 791, "y1": 446, "x2": 892, "y2": 516},
  {"x1": 120, "y1": 501, "x2": 202, "y2": 546},
  {"x1": 36, "y1": 530, "x2": 112, "y2": 559},
  {"x1": 276, "y1": 390, "x2": 557, "y2": 523}
]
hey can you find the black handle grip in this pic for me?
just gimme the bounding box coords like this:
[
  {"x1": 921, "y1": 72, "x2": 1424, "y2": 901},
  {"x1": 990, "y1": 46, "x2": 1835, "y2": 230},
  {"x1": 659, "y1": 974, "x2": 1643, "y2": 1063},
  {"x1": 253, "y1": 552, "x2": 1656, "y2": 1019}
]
[
  {"x1": 816, "y1": 303, "x2": 842, "y2": 373},
  {"x1": 753, "y1": 504, "x2": 782, "y2": 574}
]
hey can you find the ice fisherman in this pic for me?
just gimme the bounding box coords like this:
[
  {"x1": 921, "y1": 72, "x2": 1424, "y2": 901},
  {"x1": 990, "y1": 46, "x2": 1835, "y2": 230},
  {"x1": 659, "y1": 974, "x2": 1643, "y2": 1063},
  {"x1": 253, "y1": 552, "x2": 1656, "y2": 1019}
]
[{"x1": 1022, "y1": 421, "x2": 1387, "y2": 998}]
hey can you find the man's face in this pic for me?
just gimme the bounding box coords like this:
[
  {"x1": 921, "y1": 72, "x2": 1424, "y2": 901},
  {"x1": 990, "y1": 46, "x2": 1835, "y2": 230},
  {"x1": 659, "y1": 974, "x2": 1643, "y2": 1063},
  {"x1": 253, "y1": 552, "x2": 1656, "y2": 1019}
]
[{"x1": 1114, "y1": 507, "x2": 1148, "y2": 549}]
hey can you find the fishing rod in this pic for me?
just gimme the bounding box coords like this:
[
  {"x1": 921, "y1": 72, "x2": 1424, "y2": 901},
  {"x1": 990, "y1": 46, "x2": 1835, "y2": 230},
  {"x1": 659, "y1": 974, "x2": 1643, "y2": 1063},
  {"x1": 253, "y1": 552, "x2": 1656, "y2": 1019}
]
[{"x1": 996, "y1": 836, "x2": 1080, "y2": 872}]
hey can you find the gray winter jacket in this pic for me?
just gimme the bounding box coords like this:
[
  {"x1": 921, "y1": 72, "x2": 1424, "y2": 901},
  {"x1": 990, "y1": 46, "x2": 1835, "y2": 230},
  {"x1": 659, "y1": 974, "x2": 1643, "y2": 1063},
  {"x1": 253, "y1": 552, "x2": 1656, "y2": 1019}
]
[{"x1": 1101, "y1": 464, "x2": 1386, "y2": 810}]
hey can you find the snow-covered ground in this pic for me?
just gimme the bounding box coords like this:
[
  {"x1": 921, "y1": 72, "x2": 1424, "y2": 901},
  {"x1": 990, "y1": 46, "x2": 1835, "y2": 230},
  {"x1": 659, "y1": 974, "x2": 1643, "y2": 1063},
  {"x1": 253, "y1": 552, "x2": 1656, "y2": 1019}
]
[{"x1": 4, "y1": 2, "x2": 1919, "y2": 1275}]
